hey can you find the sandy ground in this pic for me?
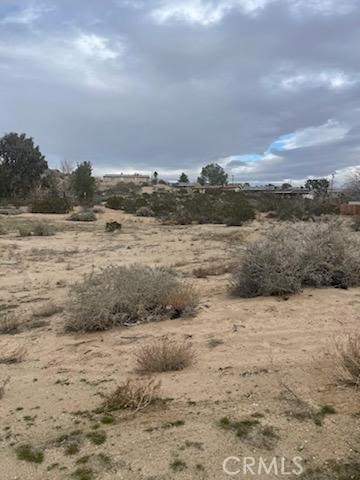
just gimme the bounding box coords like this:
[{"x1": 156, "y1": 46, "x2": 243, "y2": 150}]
[{"x1": 0, "y1": 209, "x2": 359, "y2": 480}]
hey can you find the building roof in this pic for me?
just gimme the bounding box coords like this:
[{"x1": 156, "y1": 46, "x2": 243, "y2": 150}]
[{"x1": 103, "y1": 173, "x2": 150, "y2": 178}]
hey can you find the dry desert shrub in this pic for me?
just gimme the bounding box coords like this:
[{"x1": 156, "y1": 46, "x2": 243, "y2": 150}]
[
  {"x1": 32, "y1": 222, "x2": 55, "y2": 236},
  {"x1": 101, "y1": 378, "x2": 161, "y2": 412},
  {"x1": 0, "y1": 314, "x2": 22, "y2": 335},
  {"x1": 332, "y1": 333, "x2": 360, "y2": 386},
  {"x1": 193, "y1": 262, "x2": 235, "y2": 278},
  {"x1": 135, "y1": 338, "x2": 195, "y2": 373},
  {"x1": 0, "y1": 345, "x2": 26, "y2": 364},
  {"x1": 33, "y1": 301, "x2": 63, "y2": 318},
  {"x1": 231, "y1": 220, "x2": 360, "y2": 297},
  {"x1": 65, "y1": 264, "x2": 198, "y2": 332},
  {"x1": 68, "y1": 210, "x2": 96, "y2": 222}
]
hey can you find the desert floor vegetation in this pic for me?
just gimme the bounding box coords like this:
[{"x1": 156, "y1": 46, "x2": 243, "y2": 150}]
[
  {"x1": 231, "y1": 220, "x2": 360, "y2": 297},
  {"x1": 65, "y1": 264, "x2": 198, "y2": 332},
  {"x1": 0, "y1": 207, "x2": 359, "y2": 479}
]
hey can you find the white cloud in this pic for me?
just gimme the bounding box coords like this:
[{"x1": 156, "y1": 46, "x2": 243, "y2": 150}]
[
  {"x1": 151, "y1": 0, "x2": 275, "y2": 26},
  {"x1": 264, "y1": 69, "x2": 359, "y2": 91},
  {"x1": 74, "y1": 33, "x2": 120, "y2": 61},
  {"x1": 289, "y1": 0, "x2": 356, "y2": 17},
  {"x1": 151, "y1": 0, "x2": 355, "y2": 26},
  {"x1": 0, "y1": 32, "x2": 125, "y2": 90},
  {"x1": 272, "y1": 119, "x2": 349, "y2": 151},
  {"x1": 0, "y1": 4, "x2": 52, "y2": 26}
]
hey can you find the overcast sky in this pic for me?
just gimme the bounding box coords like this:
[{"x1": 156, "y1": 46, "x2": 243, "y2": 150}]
[{"x1": 1, "y1": 0, "x2": 360, "y2": 183}]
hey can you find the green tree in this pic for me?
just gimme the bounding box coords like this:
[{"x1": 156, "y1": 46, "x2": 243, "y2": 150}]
[
  {"x1": 305, "y1": 178, "x2": 329, "y2": 194},
  {"x1": 178, "y1": 172, "x2": 189, "y2": 183},
  {"x1": 282, "y1": 183, "x2": 292, "y2": 190},
  {"x1": 0, "y1": 132, "x2": 48, "y2": 198},
  {"x1": 197, "y1": 163, "x2": 228, "y2": 186},
  {"x1": 71, "y1": 161, "x2": 95, "y2": 204}
]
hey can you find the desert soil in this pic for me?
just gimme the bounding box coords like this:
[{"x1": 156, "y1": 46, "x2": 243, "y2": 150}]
[{"x1": 0, "y1": 209, "x2": 359, "y2": 480}]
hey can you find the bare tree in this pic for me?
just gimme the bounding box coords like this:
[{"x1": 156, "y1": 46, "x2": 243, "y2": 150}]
[
  {"x1": 59, "y1": 158, "x2": 73, "y2": 175},
  {"x1": 344, "y1": 168, "x2": 360, "y2": 200}
]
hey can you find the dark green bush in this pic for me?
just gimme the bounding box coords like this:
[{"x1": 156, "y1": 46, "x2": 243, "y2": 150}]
[
  {"x1": 105, "y1": 196, "x2": 125, "y2": 210},
  {"x1": 30, "y1": 194, "x2": 72, "y2": 214}
]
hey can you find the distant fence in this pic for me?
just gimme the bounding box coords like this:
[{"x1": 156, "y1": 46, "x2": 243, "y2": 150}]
[{"x1": 340, "y1": 203, "x2": 360, "y2": 215}]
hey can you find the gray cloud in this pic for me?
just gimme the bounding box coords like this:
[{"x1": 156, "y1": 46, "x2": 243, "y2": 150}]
[{"x1": 0, "y1": 0, "x2": 359, "y2": 183}]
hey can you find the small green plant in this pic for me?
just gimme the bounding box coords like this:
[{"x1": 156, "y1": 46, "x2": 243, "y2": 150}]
[
  {"x1": 170, "y1": 459, "x2": 187, "y2": 472},
  {"x1": 86, "y1": 430, "x2": 107, "y2": 445},
  {"x1": 71, "y1": 467, "x2": 94, "y2": 480},
  {"x1": 15, "y1": 443, "x2": 44, "y2": 463},
  {"x1": 65, "y1": 443, "x2": 80, "y2": 456},
  {"x1": 100, "y1": 414, "x2": 115, "y2": 425}
]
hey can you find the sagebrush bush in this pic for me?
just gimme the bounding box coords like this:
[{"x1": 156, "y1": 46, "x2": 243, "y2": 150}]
[
  {"x1": 333, "y1": 333, "x2": 360, "y2": 386},
  {"x1": 67, "y1": 210, "x2": 96, "y2": 222},
  {"x1": 136, "y1": 206, "x2": 155, "y2": 217},
  {"x1": 231, "y1": 221, "x2": 360, "y2": 297},
  {"x1": 65, "y1": 264, "x2": 198, "y2": 332},
  {"x1": 135, "y1": 339, "x2": 195, "y2": 373},
  {"x1": 32, "y1": 222, "x2": 55, "y2": 236}
]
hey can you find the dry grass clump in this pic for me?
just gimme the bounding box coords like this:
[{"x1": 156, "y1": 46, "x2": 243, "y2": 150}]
[
  {"x1": 193, "y1": 262, "x2": 233, "y2": 278},
  {"x1": 33, "y1": 301, "x2": 63, "y2": 318},
  {"x1": 68, "y1": 211, "x2": 96, "y2": 222},
  {"x1": 0, "y1": 377, "x2": 10, "y2": 399},
  {"x1": 65, "y1": 265, "x2": 198, "y2": 332},
  {"x1": 0, "y1": 314, "x2": 22, "y2": 334},
  {"x1": 32, "y1": 222, "x2": 55, "y2": 236},
  {"x1": 101, "y1": 378, "x2": 161, "y2": 412},
  {"x1": 17, "y1": 221, "x2": 55, "y2": 237},
  {"x1": 231, "y1": 221, "x2": 360, "y2": 297},
  {"x1": 0, "y1": 345, "x2": 26, "y2": 364},
  {"x1": 332, "y1": 333, "x2": 360, "y2": 386},
  {"x1": 135, "y1": 339, "x2": 195, "y2": 373}
]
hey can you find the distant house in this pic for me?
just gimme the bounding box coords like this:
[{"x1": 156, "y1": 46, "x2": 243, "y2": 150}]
[{"x1": 100, "y1": 173, "x2": 151, "y2": 189}]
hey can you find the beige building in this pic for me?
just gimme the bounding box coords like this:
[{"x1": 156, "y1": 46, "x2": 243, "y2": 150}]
[{"x1": 100, "y1": 173, "x2": 151, "y2": 189}]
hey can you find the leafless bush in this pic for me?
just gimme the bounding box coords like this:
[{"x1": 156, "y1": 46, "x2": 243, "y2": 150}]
[
  {"x1": 135, "y1": 339, "x2": 195, "y2": 373},
  {"x1": 65, "y1": 265, "x2": 198, "y2": 332},
  {"x1": 332, "y1": 333, "x2": 360, "y2": 386},
  {"x1": 101, "y1": 378, "x2": 161, "y2": 412},
  {"x1": 231, "y1": 221, "x2": 360, "y2": 297}
]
